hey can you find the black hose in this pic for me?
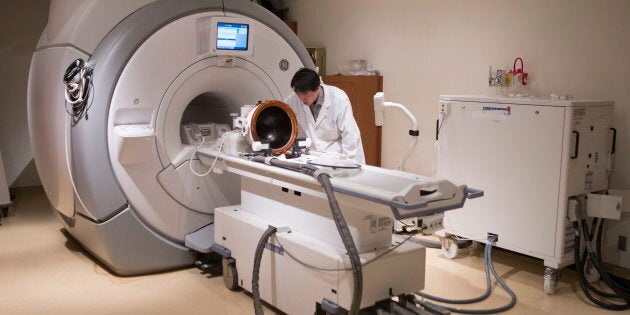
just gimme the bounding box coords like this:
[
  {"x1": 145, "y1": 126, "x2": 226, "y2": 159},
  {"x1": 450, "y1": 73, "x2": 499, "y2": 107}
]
[
  {"x1": 485, "y1": 237, "x2": 518, "y2": 312},
  {"x1": 416, "y1": 241, "x2": 491, "y2": 304},
  {"x1": 252, "y1": 226, "x2": 277, "y2": 315},
  {"x1": 596, "y1": 219, "x2": 630, "y2": 296},
  {"x1": 572, "y1": 197, "x2": 630, "y2": 311},
  {"x1": 578, "y1": 218, "x2": 618, "y2": 299},
  {"x1": 415, "y1": 236, "x2": 517, "y2": 314},
  {"x1": 579, "y1": 216, "x2": 630, "y2": 299},
  {"x1": 317, "y1": 172, "x2": 363, "y2": 314},
  {"x1": 251, "y1": 157, "x2": 363, "y2": 314},
  {"x1": 574, "y1": 222, "x2": 629, "y2": 310}
]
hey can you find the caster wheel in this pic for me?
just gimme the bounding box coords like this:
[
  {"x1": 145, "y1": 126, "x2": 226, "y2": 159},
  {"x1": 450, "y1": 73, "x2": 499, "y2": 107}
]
[
  {"x1": 441, "y1": 238, "x2": 458, "y2": 259},
  {"x1": 222, "y1": 257, "x2": 239, "y2": 291},
  {"x1": 543, "y1": 267, "x2": 560, "y2": 294}
]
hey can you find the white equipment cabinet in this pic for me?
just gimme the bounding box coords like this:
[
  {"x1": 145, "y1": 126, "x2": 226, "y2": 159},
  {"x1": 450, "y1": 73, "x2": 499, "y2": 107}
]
[{"x1": 437, "y1": 95, "x2": 615, "y2": 292}]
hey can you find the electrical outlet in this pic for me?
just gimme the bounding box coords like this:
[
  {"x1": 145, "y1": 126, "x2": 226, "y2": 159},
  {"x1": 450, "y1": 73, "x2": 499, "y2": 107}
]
[{"x1": 440, "y1": 102, "x2": 451, "y2": 116}]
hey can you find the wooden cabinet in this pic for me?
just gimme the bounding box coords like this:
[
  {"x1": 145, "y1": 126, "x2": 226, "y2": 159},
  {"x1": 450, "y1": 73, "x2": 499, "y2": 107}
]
[
  {"x1": 283, "y1": 21, "x2": 297, "y2": 34},
  {"x1": 322, "y1": 75, "x2": 382, "y2": 166}
]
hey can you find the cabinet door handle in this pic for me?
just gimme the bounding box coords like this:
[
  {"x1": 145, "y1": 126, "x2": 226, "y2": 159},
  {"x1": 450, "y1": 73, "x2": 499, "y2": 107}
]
[
  {"x1": 571, "y1": 131, "x2": 580, "y2": 159},
  {"x1": 435, "y1": 119, "x2": 439, "y2": 141},
  {"x1": 610, "y1": 127, "x2": 617, "y2": 154}
]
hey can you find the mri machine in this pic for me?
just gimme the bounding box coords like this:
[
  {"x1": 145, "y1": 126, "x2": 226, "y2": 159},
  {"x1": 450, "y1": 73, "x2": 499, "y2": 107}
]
[{"x1": 28, "y1": 0, "x2": 482, "y2": 313}]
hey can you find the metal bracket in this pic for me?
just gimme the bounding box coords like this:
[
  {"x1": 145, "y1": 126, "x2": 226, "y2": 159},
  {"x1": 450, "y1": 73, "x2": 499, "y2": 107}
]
[{"x1": 210, "y1": 243, "x2": 231, "y2": 258}]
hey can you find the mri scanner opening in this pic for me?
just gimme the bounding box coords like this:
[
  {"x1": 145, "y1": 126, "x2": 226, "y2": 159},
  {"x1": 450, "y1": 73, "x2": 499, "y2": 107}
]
[{"x1": 179, "y1": 92, "x2": 235, "y2": 145}]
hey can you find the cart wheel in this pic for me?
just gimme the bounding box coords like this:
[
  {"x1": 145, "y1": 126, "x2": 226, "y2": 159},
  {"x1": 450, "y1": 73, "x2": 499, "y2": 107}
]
[
  {"x1": 543, "y1": 267, "x2": 560, "y2": 294},
  {"x1": 441, "y1": 238, "x2": 459, "y2": 259},
  {"x1": 1, "y1": 206, "x2": 8, "y2": 218},
  {"x1": 584, "y1": 258, "x2": 600, "y2": 283},
  {"x1": 222, "y1": 257, "x2": 239, "y2": 291}
]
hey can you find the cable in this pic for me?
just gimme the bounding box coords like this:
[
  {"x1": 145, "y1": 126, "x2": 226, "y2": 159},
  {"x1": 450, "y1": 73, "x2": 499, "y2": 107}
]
[
  {"x1": 63, "y1": 59, "x2": 93, "y2": 123},
  {"x1": 578, "y1": 218, "x2": 618, "y2": 299},
  {"x1": 188, "y1": 131, "x2": 237, "y2": 177},
  {"x1": 577, "y1": 201, "x2": 630, "y2": 300},
  {"x1": 252, "y1": 226, "x2": 277, "y2": 315},
  {"x1": 317, "y1": 172, "x2": 363, "y2": 314},
  {"x1": 399, "y1": 135, "x2": 418, "y2": 172},
  {"x1": 416, "y1": 240, "x2": 491, "y2": 305},
  {"x1": 574, "y1": 224, "x2": 630, "y2": 310},
  {"x1": 572, "y1": 197, "x2": 630, "y2": 311},
  {"x1": 596, "y1": 220, "x2": 630, "y2": 292},
  {"x1": 432, "y1": 112, "x2": 446, "y2": 178},
  {"x1": 274, "y1": 231, "x2": 419, "y2": 272},
  {"x1": 250, "y1": 157, "x2": 363, "y2": 314},
  {"x1": 415, "y1": 236, "x2": 517, "y2": 314}
]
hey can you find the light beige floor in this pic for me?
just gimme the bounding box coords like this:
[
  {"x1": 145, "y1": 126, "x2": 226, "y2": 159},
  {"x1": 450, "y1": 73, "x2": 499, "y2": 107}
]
[{"x1": 0, "y1": 187, "x2": 622, "y2": 314}]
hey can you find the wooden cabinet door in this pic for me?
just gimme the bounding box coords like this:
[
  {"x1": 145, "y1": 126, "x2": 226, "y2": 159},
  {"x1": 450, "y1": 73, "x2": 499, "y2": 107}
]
[{"x1": 322, "y1": 75, "x2": 382, "y2": 166}]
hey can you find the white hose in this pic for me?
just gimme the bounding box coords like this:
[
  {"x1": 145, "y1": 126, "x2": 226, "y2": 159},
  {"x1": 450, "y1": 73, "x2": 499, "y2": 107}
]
[
  {"x1": 387, "y1": 102, "x2": 418, "y2": 131},
  {"x1": 385, "y1": 102, "x2": 418, "y2": 171},
  {"x1": 399, "y1": 136, "x2": 417, "y2": 172}
]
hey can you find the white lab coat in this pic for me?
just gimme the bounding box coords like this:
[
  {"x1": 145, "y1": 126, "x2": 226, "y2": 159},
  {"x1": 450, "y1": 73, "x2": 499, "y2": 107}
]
[{"x1": 286, "y1": 84, "x2": 366, "y2": 164}]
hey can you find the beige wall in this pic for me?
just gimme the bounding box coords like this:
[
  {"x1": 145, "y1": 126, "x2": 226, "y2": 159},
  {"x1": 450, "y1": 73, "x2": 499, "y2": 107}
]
[
  {"x1": 286, "y1": 0, "x2": 630, "y2": 189},
  {"x1": 0, "y1": 0, "x2": 49, "y2": 187}
]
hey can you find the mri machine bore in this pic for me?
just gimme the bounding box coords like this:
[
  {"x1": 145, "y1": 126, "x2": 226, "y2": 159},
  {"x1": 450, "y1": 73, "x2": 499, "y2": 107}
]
[{"x1": 28, "y1": 0, "x2": 481, "y2": 313}]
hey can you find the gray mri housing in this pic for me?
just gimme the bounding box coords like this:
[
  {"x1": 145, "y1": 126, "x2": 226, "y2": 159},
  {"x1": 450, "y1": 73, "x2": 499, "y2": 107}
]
[{"x1": 65, "y1": 0, "x2": 314, "y2": 275}]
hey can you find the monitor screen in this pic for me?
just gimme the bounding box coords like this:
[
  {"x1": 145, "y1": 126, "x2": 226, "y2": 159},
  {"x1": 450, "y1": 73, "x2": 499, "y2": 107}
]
[{"x1": 216, "y1": 22, "x2": 249, "y2": 51}]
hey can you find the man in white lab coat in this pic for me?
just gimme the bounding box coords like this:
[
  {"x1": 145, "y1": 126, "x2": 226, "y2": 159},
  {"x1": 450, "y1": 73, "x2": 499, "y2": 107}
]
[{"x1": 285, "y1": 68, "x2": 365, "y2": 164}]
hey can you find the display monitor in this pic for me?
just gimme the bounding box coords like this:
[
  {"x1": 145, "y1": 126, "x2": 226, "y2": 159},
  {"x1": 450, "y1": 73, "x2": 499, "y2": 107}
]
[
  {"x1": 216, "y1": 22, "x2": 249, "y2": 51},
  {"x1": 207, "y1": 17, "x2": 254, "y2": 56}
]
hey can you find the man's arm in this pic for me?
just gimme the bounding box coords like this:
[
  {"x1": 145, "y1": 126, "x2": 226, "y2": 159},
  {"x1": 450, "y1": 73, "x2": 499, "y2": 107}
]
[
  {"x1": 337, "y1": 99, "x2": 366, "y2": 164},
  {"x1": 285, "y1": 93, "x2": 308, "y2": 139}
]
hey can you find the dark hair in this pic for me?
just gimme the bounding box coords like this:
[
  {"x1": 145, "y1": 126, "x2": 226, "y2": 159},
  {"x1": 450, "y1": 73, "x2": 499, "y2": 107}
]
[{"x1": 290, "y1": 68, "x2": 320, "y2": 93}]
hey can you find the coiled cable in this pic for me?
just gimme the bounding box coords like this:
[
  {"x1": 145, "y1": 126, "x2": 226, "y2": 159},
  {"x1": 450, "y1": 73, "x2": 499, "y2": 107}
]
[{"x1": 63, "y1": 59, "x2": 93, "y2": 122}]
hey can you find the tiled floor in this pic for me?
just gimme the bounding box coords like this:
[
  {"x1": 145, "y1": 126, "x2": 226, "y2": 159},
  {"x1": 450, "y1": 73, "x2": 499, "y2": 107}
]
[{"x1": 0, "y1": 187, "x2": 624, "y2": 314}]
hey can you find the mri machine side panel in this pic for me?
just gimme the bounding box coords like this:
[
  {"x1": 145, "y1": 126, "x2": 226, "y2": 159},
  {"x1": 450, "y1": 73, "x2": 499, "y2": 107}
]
[
  {"x1": 38, "y1": 0, "x2": 155, "y2": 53},
  {"x1": 27, "y1": 47, "x2": 88, "y2": 218},
  {"x1": 28, "y1": 0, "x2": 156, "y2": 218},
  {"x1": 70, "y1": 0, "x2": 314, "y2": 221},
  {"x1": 68, "y1": 206, "x2": 194, "y2": 276}
]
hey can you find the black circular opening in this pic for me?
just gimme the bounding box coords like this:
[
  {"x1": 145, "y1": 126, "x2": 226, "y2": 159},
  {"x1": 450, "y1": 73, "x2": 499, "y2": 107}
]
[
  {"x1": 255, "y1": 106, "x2": 293, "y2": 149},
  {"x1": 181, "y1": 92, "x2": 233, "y2": 125},
  {"x1": 179, "y1": 92, "x2": 237, "y2": 144}
]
